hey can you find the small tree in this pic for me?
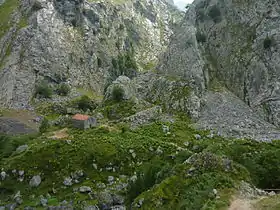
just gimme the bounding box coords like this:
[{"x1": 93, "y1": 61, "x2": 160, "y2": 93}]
[
  {"x1": 97, "y1": 57, "x2": 102, "y2": 67},
  {"x1": 39, "y1": 118, "x2": 50, "y2": 133},
  {"x1": 263, "y1": 37, "x2": 273, "y2": 49},
  {"x1": 56, "y1": 84, "x2": 71, "y2": 96},
  {"x1": 208, "y1": 5, "x2": 222, "y2": 23},
  {"x1": 112, "y1": 86, "x2": 124, "y2": 102},
  {"x1": 77, "y1": 95, "x2": 93, "y2": 112},
  {"x1": 35, "y1": 82, "x2": 53, "y2": 98},
  {"x1": 196, "y1": 31, "x2": 207, "y2": 43}
]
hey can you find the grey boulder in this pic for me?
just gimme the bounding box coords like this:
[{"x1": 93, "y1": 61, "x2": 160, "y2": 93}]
[{"x1": 29, "y1": 175, "x2": 41, "y2": 187}]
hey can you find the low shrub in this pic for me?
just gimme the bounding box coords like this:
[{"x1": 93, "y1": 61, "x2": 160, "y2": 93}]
[
  {"x1": 196, "y1": 31, "x2": 207, "y2": 43},
  {"x1": 56, "y1": 84, "x2": 71, "y2": 96},
  {"x1": 0, "y1": 134, "x2": 37, "y2": 159},
  {"x1": 39, "y1": 117, "x2": 50, "y2": 133},
  {"x1": 208, "y1": 5, "x2": 222, "y2": 23},
  {"x1": 127, "y1": 158, "x2": 171, "y2": 203},
  {"x1": 103, "y1": 100, "x2": 136, "y2": 120},
  {"x1": 112, "y1": 86, "x2": 125, "y2": 102},
  {"x1": 263, "y1": 37, "x2": 273, "y2": 49},
  {"x1": 76, "y1": 95, "x2": 94, "y2": 112},
  {"x1": 35, "y1": 82, "x2": 53, "y2": 98}
]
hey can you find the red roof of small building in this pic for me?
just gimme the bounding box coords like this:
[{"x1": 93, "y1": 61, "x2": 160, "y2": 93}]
[{"x1": 72, "y1": 114, "x2": 90, "y2": 121}]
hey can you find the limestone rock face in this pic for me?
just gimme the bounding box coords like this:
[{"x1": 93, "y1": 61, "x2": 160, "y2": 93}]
[
  {"x1": 151, "y1": 0, "x2": 280, "y2": 140},
  {"x1": 134, "y1": 73, "x2": 202, "y2": 119},
  {"x1": 192, "y1": 0, "x2": 280, "y2": 127},
  {"x1": 0, "y1": 0, "x2": 182, "y2": 109},
  {"x1": 158, "y1": 4, "x2": 206, "y2": 95}
]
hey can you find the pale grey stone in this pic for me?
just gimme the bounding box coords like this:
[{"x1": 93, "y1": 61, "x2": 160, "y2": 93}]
[{"x1": 29, "y1": 175, "x2": 41, "y2": 187}]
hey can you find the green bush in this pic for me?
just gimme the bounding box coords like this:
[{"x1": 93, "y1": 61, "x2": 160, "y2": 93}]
[
  {"x1": 35, "y1": 82, "x2": 53, "y2": 98},
  {"x1": 0, "y1": 134, "x2": 37, "y2": 159},
  {"x1": 206, "y1": 140, "x2": 280, "y2": 189},
  {"x1": 112, "y1": 58, "x2": 118, "y2": 69},
  {"x1": 196, "y1": 31, "x2": 207, "y2": 43},
  {"x1": 103, "y1": 100, "x2": 136, "y2": 120},
  {"x1": 39, "y1": 118, "x2": 50, "y2": 133},
  {"x1": 76, "y1": 95, "x2": 94, "y2": 112},
  {"x1": 97, "y1": 57, "x2": 102, "y2": 67},
  {"x1": 109, "y1": 52, "x2": 138, "y2": 82},
  {"x1": 119, "y1": 123, "x2": 130, "y2": 133},
  {"x1": 56, "y1": 84, "x2": 71, "y2": 96},
  {"x1": 263, "y1": 37, "x2": 273, "y2": 49},
  {"x1": 112, "y1": 86, "x2": 124, "y2": 102},
  {"x1": 208, "y1": 5, "x2": 222, "y2": 23},
  {"x1": 127, "y1": 158, "x2": 170, "y2": 203}
]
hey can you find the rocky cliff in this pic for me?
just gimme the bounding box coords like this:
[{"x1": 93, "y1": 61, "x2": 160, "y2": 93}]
[
  {"x1": 157, "y1": 0, "x2": 280, "y2": 140},
  {"x1": 0, "y1": 0, "x2": 181, "y2": 109},
  {"x1": 193, "y1": 0, "x2": 280, "y2": 126}
]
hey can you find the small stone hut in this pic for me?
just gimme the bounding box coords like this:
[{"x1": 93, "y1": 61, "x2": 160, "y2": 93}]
[{"x1": 72, "y1": 114, "x2": 97, "y2": 129}]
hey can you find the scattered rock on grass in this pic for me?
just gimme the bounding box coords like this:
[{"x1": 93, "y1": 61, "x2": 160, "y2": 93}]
[
  {"x1": 79, "y1": 186, "x2": 92, "y2": 193},
  {"x1": 1, "y1": 171, "x2": 6, "y2": 180},
  {"x1": 15, "y1": 145, "x2": 28, "y2": 154},
  {"x1": 63, "y1": 177, "x2": 73, "y2": 186},
  {"x1": 29, "y1": 175, "x2": 41, "y2": 187}
]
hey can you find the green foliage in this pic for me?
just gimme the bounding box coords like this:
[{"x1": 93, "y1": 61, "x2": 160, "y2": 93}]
[
  {"x1": 1, "y1": 114, "x2": 280, "y2": 208},
  {"x1": 0, "y1": 134, "x2": 36, "y2": 160},
  {"x1": 142, "y1": 61, "x2": 156, "y2": 71},
  {"x1": 117, "y1": 52, "x2": 137, "y2": 77},
  {"x1": 110, "y1": 52, "x2": 137, "y2": 79},
  {"x1": 0, "y1": 0, "x2": 19, "y2": 38},
  {"x1": 97, "y1": 57, "x2": 102, "y2": 67},
  {"x1": 196, "y1": 31, "x2": 207, "y2": 43},
  {"x1": 263, "y1": 36, "x2": 273, "y2": 49},
  {"x1": 35, "y1": 82, "x2": 53, "y2": 98},
  {"x1": 118, "y1": 123, "x2": 130, "y2": 133},
  {"x1": 39, "y1": 117, "x2": 50, "y2": 133},
  {"x1": 102, "y1": 100, "x2": 137, "y2": 120},
  {"x1": 56, "y1": 83, "x2": 71, "y2": 96},
  {"x1": 208, "y1": 5, "x2": 222, "y2": 23},
  {"x1": 35, "y1": 101, "x2": 67, "y2": 116},
  {"x1": 112, "y1": 86, "x2": 125, "y2": 102},
  {"x1": 112, "y1": 58, "x2": 118, "y2": 69},
  {"x1": 76, "y1": 95, "x2": 95, "y2": 112},
  {"x1": 205, "y1": 139, "x2": 280, "y2": 189},
  {"x1": 195, "y1": 0, "x2": 210, "y2": 22},
  {"x1": 127, "y1": 158, "x2": 171, "y2": 203}
]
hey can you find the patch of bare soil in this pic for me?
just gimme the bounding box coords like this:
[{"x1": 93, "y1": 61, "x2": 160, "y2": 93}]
[
  {"x1": 50, "y1": 128, "x2": 69, "y2": 139},
  {"x1": 229, "y1": 197, "x2": 267, "y2": 210},
  {"x1": 229, "y1": 198, "x2": 255, "y2": 210}
]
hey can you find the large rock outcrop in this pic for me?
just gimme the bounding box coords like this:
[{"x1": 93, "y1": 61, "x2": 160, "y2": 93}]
[
  {"x1": 193, "y1": 0, "x2": 280, "y2": 127},
  {"x1": 156, "y1": 0, "x2": 280, "y2": 140},
  {"x1": 0, "y1": 0, "x2": 182, "y2": 109}
]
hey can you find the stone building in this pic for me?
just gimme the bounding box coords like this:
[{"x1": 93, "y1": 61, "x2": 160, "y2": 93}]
[{"x1": 72, "y1": 114, "x2": 97, "y2": 129}]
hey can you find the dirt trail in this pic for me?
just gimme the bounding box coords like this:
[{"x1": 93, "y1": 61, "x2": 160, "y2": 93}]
[
  {"x1": 229, "y1": 198, "x2": 255, "y2": 210},
  {"x1": 229, "y1": 197, "x2": 267, "y2": 210}
]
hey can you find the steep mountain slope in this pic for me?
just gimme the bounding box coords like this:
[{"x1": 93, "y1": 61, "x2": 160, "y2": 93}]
[
  {"x1": 193, "y1": 0, "x2": 280, "y2": 127},
  {"x1": 0, "y1": 0, "x2": 181, "y2": 109},
  {"x1": 158, "y1": 0, "x2": 280, "y2": 140}
]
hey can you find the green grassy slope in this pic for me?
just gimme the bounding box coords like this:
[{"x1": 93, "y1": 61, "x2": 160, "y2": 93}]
[{"x1": 1, "y1": 114, "x2": 280, "y2": 209}]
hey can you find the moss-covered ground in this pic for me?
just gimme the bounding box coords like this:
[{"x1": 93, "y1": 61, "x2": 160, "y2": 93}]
[{"x1": 0, "y1": 114, "x2": 280, "y2": 209}]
